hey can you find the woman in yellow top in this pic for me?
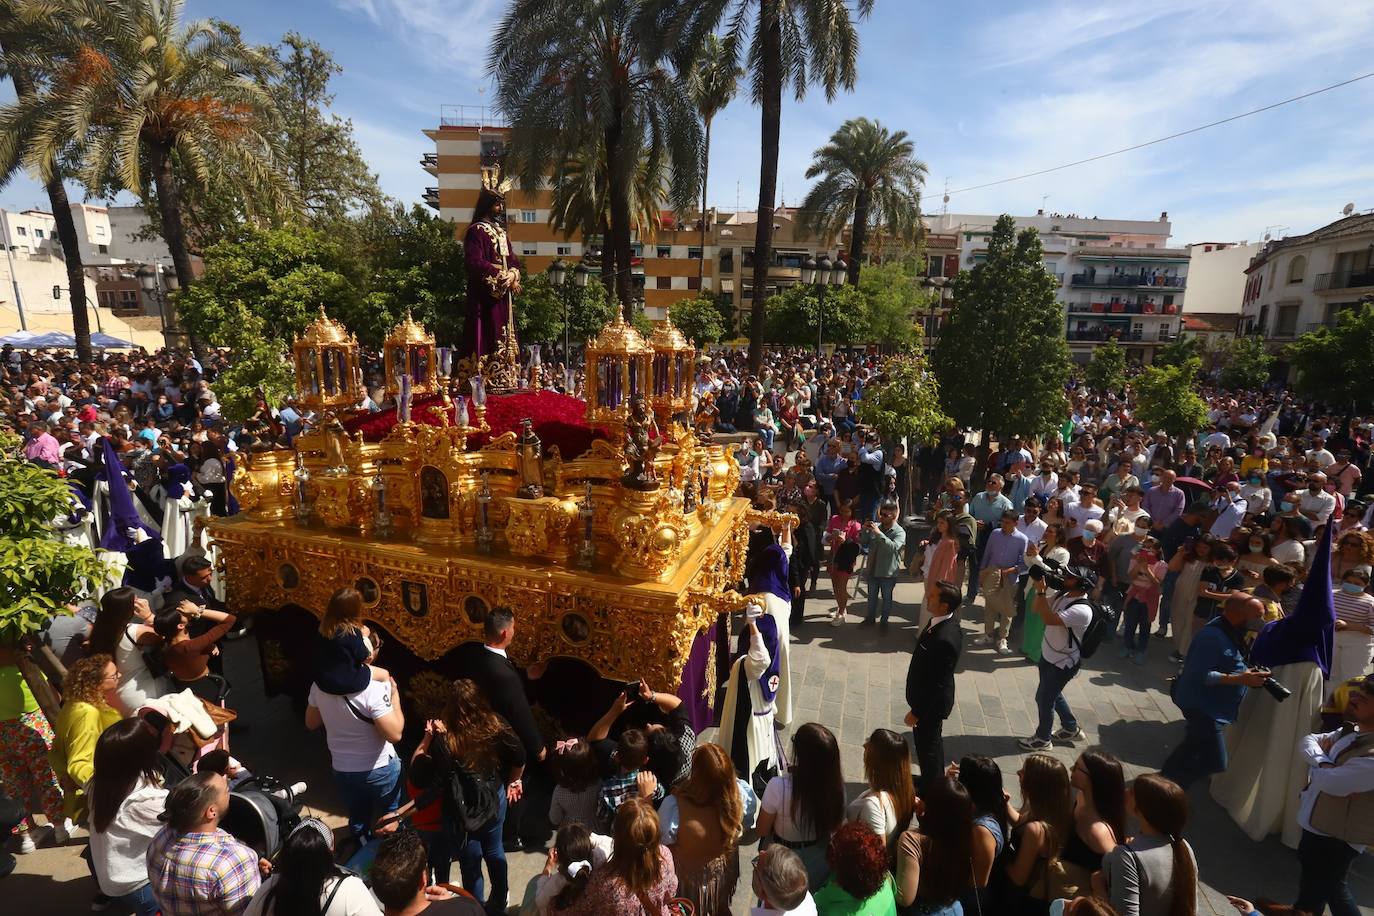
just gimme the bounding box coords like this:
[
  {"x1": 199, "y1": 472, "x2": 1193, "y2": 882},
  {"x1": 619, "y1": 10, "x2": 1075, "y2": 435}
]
[
  {"x1": 0, "y1": 647, "x2": 68, "y2": 852},
  {"x1": 49, "y1": 654, "x2": 122, "y2": 822},
  {"x1": 1239, "y1": 444, "x2": 1269, "y2": 480}
]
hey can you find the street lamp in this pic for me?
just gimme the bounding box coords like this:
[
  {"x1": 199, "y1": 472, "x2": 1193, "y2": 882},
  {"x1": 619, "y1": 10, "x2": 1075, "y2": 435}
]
[
  {"x1": 547, "y1": 259, "x2": 592, "y2": 370},
  {"x1": 920, "y1": 276, "x2": 948, "y2": 350},
  {"x1": 802, "y1": 254, "x2": 845, "y2": 354}
]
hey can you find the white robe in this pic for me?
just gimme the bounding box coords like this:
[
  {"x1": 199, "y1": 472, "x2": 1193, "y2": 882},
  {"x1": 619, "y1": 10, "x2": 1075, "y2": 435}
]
[
  {"x1": 762, "y1": 591, "x2": 793, "y2": 727},
  {"x1": 1209, "y1": 660, "x2": 1325, "y2": 848},
  {"x1": 718, "y1": 621, "x2": 778, "y2": 785},
  {"x1": 161, "y1": 492, "x2": 198, "y2": 561}
]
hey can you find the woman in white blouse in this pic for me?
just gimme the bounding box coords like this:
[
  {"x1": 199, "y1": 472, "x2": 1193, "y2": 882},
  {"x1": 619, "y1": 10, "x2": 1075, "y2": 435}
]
[
  {"x1": 87, "y1": 718, "x2": 168, "y2": 916},
  {"x1": 845, "y1": 728, "x2": 915, "y2": 861}
]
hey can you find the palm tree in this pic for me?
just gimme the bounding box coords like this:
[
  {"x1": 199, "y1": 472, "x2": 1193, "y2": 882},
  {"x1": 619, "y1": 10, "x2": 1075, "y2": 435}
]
[
  {"x1": 651, "y1": 0, "x2": 874, "y2": 372},
  {"x1": 490, "y1": 0, "x2": 702, "y2": 320},
  {"x1": 688, "y1": 34, "x2": 741, "y2": 283},
  {"x1": 547, "y1": 144, "x2": 671, "y2": 288},
  {"x1": 8, "y1": 0, "x2": 289, "y2": 345},
  {"x1": 798, "y1": 117, "x2": 926, "y2": 286},
  {"x1": 0, "y1": 0, "x2": 93, "y2": 362}
]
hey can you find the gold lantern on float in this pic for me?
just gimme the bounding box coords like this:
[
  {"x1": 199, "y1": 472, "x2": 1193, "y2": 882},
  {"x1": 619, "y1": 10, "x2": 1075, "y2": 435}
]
[
  {"x1": 649, "y1": 308, "x2": 696, "y2": 428},
  {"x1": 584, "y1": 314, "x2": 652, "y2": 438},
  {"x1": 382, "y1": 311, "x2": 437, "y2": 399},
  {"x1": 293, "y1": 307, "x2": 363, "y2": 412}
]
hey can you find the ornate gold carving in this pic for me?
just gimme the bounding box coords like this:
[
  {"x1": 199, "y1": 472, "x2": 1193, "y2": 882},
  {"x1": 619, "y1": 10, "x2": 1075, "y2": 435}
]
[
  {"x1": 611, "y1": 488, "x2": 691, "y2": 582},
  {"x1": 502, "y1": 496, "x2": 576, "y2": 561}
]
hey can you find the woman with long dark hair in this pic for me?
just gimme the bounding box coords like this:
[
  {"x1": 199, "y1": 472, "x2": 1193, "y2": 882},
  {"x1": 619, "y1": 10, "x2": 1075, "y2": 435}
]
[
  {"x1": 1004, "y1": 754, "x2": 1074, "y2": 909},
  {"x1": 558, "y1": 797, "x2": 678, "y2": 915},
  {"x1": 244, "y1": 817, "x2": 381, "y2": 916},
  {"x1": 1062, "y1": 749, "x2": 1125, "y2": 892},
  {"x1": 440, "y1": 678, "x2": 525, "y2": 916},
  {"x1": 952, "y1": 755, "x2": 1010, "y2": 913},
  {"x1": 85, "y1": 587, "x2": 165, "y2": 715},
  {"x1": 88, "y1": 718, "x2": 166, "y2": 916},
  {"x1": 1096, "y1": 774, "x2": 1197, "y2": 916},
  {"x1": 757, "y1": 722, "x2": 845, "y2": 890},
  {"x1": 894, "y1": 775, "x2": 973, "y2": 915}
]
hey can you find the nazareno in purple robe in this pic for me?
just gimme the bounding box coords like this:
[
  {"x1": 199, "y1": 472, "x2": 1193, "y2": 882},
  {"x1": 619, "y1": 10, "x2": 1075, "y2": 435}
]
[{"x1": 461, "y1": 218, "x2": 521, "y2": 358}]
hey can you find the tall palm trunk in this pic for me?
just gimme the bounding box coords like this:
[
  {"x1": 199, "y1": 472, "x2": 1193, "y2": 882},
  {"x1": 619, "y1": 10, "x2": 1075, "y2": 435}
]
[
  {"x1": 598, "y1": 211, "x2": 615, "y2": 293},
  {"x1": 1, "y1": 53, "x2": 92, "y2": 363},
  {"x1": 847, "y1": 186, "x2": 871, "y2": 286},
  {"x1": 605, "y1": 114, "x2": 635, "y2": 322},
  {"x1": 748, "y1": 10, "x2": 783, "y2": 375},
  {"x1": 149, "y1": 142, "x2": 195, "y2": 350},
  {"x1": 698, "y1": 117, "x2": 711, "y2": 284}
]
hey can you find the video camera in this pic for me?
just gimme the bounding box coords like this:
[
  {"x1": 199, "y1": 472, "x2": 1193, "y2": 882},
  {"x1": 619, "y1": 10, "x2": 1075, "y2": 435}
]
[{"x1": 1027, "y1": 556, "x2": 1067, "y2": 591}]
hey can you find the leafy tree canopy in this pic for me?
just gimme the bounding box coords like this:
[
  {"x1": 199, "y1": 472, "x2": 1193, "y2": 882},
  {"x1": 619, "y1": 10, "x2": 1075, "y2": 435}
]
[
  {"x1": 1217, "y1": 335, "x2": 1273, "y2": 391},
  {"x1": 516, "y1": 273, "x2": 618, "y2": 346},
  {"x1": 932, "y1": 215, "x2": 1071, "y2": 439},
  {"x1": 665, "y1": 295, "x2": 725, "y2": 348},
  {"x1": 1152, "y1": 335, "x2": 1203, "y2": 370},
  {"x1": 0, "y1": 433, "x2": 109, "y2": 641},
  {"x1": 763, "y1": 283, "x2": 868, "y2": 346},
  {"x1": 1083, "y1": 339, "x2": 1127, "y2": 393},
  {"x1": 857, "y1": 261, "x2": 922, "y2": 348},
  {"x1": 355, "y1": 204, "x2": 467, "y2": 345},
  {"x1": 1132, "y1": 358, "x2": 1209, "y2": 439},
  {"x1": 856, "y1": 352, "x2": 951, "y2": 445},
  {"x1": 1286, "y1": 302, "x2": 1374, "y2": 409}
]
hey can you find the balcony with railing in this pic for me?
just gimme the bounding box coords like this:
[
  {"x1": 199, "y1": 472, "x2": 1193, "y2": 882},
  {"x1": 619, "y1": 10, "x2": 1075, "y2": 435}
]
[
  {"x1": 422, "y1": 187, "x2": 439, "y2": 210},
  {"x1": 1066, "y1": 300, "x2": 1179, "y2": 316},
  {"x1": 420, "y1": 153, "x2": 438, "y2": 174},
  {"x1": 1070, "y1": 272, "x2": 1186, "y2": 289},
  {"x1": 1067, "y1": 328, "x2": 1177, "y2": 344},
  {"x1": 1314, "y1": 269, "x2": 1374, "y2": 292}
]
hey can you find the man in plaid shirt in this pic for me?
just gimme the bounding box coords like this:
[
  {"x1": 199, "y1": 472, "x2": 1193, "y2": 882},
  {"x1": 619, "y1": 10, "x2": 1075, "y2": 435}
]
[{"x1": 147, "y1": 772, "x2": 263, "y2": 916}]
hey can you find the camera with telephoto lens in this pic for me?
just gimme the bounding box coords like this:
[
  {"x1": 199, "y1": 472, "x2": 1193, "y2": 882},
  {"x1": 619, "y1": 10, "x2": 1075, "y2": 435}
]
[
  {"x1": 1256, "y1": 668, "x2": 1292, "y2": 703},
  {"x1": 1027, "y1": 557, "x2": 1066, "y2": 591}
]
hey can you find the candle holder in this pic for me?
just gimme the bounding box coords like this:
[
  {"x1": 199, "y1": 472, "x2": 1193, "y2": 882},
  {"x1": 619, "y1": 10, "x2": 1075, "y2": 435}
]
[
  {"x1": 293, "y1": 452, "x2": 312, "y2": 522},
  {"x1": 683, "y1": 463, "x2": 697, "y2": 513},
  {"x1": 576, "y1": 481, "x2": 596, "y2": 569},
  {"x1": 475, "y1": 469, "x2": 494, "y2": 554},
  {"x1": 372, "y1": 471, "x2": 391, "y2": 534}
]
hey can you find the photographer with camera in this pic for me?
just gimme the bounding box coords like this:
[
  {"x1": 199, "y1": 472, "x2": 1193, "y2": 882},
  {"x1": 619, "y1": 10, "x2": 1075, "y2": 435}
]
[
  {"x1": 1017, "y1": 562, "x2": 1096, "y2": 751},
  {"x1": 1161, "y1": 593, "x2": 1272, "y2": 789}
]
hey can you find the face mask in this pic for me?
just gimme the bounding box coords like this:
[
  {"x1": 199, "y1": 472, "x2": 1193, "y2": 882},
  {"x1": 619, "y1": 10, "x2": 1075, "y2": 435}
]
[
  {"x1": 1150, "y1": 474, "x2": 1161, "y2": 484},
  {"x1": 1341, "y1": 582, "x2": 1365, "y2": 595},
  {"x1": 1280, "y1": 501, "x2": 1294, "y2": 512},
  {"x1": 1049, "y1": 899, "x2": 1068, "y2": 916},
  {"x1": 1135, "y1": 524, "x2": 1150, "y2": 535},
  {"x1": 1082, "y1": 531, "x2": 1096, "y2": 543},
  {"x1": 1249, "y1": 544, "x2": 1264, "y2": 553},
  {"x1": 1249, "y1": 477, "x2": 1261, "y2": 485}
]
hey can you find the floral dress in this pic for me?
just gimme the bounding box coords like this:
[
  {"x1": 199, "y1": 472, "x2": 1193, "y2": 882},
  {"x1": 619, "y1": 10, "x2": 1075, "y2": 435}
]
[{"x1": 0, "y1": 665, "x2": 65, "y2": 834}]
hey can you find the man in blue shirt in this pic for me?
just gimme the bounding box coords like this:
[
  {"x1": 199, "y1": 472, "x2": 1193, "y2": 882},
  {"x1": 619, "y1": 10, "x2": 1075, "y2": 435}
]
[
  {"x1": 973, "y1": 510, "x2": 1028, "y2": 655},
  {"x1": 815, "y1": 438, "x2": 847, "y2": 513},
  {"x1": 967, "y1": 474, "x2": 1013, "y2": 601},
  {"x1": 1161, "y1": 594, "x2": 1273, "y2": 788}
]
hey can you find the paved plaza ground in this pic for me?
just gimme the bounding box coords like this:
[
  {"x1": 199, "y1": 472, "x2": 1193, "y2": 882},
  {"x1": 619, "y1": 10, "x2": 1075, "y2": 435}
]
[{"x1": 9, "y1": 574, "x2": 1374, "y2": 914}]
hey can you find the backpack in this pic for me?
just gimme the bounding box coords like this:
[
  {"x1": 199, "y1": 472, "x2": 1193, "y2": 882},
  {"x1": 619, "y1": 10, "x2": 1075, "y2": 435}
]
[
  {"x1": 432, "y1": 739, "x2": 501, "y2": 836},
  {"x1": 1064, "y1": 596, "x2": 1114, "y2": 660}
]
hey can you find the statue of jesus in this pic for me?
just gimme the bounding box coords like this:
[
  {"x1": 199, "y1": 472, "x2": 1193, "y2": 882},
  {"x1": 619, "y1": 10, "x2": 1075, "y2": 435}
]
[{"x1": 461, "y1": 182, "x2": 522, "y2": 358}]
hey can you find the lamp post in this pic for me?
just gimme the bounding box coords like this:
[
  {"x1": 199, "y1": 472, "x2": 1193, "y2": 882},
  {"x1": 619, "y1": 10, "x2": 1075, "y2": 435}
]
[
  {"x1": 801, "y1": 254, "x2": 846, "y2": 355},
  {"x1": 546, "y1": 258, "x2": 591, "y2": 369},
  {"x1": 919, "y1": 276, "x2": 947, "y2": 352},
  {"x1": 137, "y1": 263, "x2": 181, "y2": 350}
]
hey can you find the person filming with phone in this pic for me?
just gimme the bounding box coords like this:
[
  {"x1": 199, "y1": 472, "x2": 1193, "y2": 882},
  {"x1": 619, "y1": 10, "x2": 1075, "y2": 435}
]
[{"x1": 1162, "y1": 594, "x2": 1274, "y2": 789}]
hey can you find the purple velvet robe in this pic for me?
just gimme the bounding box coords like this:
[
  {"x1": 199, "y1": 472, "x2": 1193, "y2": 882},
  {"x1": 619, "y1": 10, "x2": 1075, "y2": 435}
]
[{"x1": 462, "y1": 219, "x2": 521, "y2": 358}]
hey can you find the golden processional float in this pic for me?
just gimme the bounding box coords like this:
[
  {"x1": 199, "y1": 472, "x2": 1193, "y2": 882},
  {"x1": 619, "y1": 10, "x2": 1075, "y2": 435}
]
[{"x1": 204, "y1": 308, "x2": 787, "y2": 717}]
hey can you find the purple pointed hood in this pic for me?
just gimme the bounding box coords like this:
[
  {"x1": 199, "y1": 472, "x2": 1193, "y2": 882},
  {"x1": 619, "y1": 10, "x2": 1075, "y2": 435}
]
[
  {"x1": 97, "y1": 437, "x2": 158, "y2": 551},
  {"x1": 1251, "y1": 521, "x2": 1335, "y2": 677}
]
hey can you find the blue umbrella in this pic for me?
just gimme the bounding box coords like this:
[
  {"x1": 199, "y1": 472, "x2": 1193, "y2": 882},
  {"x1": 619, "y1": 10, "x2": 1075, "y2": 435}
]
[{"x1": 18, "y1": 331, "x2": 77, "y2": 348}]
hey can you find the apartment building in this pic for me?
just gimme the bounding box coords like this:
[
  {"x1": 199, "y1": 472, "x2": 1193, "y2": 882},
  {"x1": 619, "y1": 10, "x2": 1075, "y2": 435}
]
[
  {"x1": 930, "y1": 211, "x2": 1184, "y2": 363},
  {"x1": 1238, "y1": 211, "x2": 1374, "y2": 350},
  {"x1": 0, "y1": 207, "x2": 103, "y2": 339}
]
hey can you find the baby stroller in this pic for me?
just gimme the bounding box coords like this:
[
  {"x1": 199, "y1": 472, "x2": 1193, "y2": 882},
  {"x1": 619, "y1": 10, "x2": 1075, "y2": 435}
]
[{"x1": 221, "y1": 775, "x2": 304, "y2": 858}]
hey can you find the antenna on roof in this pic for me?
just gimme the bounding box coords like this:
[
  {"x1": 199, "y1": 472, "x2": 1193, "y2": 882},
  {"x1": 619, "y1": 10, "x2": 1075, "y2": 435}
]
[{"x1": 941, "y1": 179, "x2": 949, "y2": 217}]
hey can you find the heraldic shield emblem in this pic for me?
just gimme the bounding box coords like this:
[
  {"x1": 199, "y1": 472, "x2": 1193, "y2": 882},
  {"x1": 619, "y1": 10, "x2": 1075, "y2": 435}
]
[{"x1": 401, "y1": 580, "x2": 429, "y2": 617}]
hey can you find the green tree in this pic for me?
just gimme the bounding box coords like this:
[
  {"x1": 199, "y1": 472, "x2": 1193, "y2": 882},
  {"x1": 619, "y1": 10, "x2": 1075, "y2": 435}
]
[
  {"x1": 666, "y1": 295, "x2": 725, "y2": 347},
  {"x1": 1286, "y1": 301, "x2": 1374, "y2": 409},
  {"x1": 763, "y1": 283, "x2": 867, "y2": 346},
  {"x1": 857, "y1": 261, "x2": 920, "y2": 347},
  {"x1": 1133, "y1": 358, "x2": 1208, "y2": 439},
  {"x1": 1083, "y1": 339, "x2": 1127, "y2": 392},
  {"x1": 798, "y1": 118, "x2": 925, "y2": 285},
  {"x1": 211, "y1": 323, "x2": 295, "y2": 425},
  {"x1": 491, "y1": 0, "x2": 702, "y2": 317},
  {"x1": 516, "y1": 273, "x2": 619, "y2": 346},
  {"x1": 1217, "y1": 335, "x2": 1273, "y2": 391},
  {"x1": 0, "y1": 431, "x2": 109, "y2": 644},
  {"x1": 688, "y1": 33, "x2": 741, "y2": 283},
  {"x1": 0, "y1": 0, "x2": 94, "y2": 361},
  {"x1": 267, "y1": 32, "x2": 384, "y2": 229},
  {"x1": 932, "y1": 215, "x2": 1071, "y2": 468},
  {"x1": 659, "y1": 0, "x2": 875, "y2": 373},
  {"x1": 1152, "y1": 335, "x2": 1203, "y2": 369},
  {"x1": 856, "y1": 352, "x2": 950, "y2": 445},
  {"x1": 356, "y1": 204, "x2": 467, "y2": 345},
  {"x1": 21, "y1": 0, "x2": 291, "y2": 318}
]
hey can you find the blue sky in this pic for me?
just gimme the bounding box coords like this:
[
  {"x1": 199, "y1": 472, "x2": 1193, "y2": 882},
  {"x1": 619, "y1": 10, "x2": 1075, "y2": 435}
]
[{"x1": 4, "y1": 0, "x2": 1373, "y2": 245}]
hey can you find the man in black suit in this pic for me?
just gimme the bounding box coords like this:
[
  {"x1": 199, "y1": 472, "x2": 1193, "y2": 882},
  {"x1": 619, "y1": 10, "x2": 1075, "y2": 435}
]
[
  {"x1": 162, "y1": 555, "x2": 229, "y2": 674},
  {"x1": 904, "y1": 581, "x2": 963, "y2": 790},
  {"x1": 452, "y1": 606, "x2": 547, "y2": 851}
]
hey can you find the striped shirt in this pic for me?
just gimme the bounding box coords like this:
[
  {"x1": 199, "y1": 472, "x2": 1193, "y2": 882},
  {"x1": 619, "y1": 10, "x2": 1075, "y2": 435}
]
[
  {"x1": 147, "y1": 825, "x2": 260, "y2": 916},
  {"x1": 1333, "y1": 588, "x2": 1374, "y2": 631}
]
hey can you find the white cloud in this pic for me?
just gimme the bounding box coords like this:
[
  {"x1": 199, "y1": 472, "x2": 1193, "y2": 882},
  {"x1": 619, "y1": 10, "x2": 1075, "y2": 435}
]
[{"x1": 331, "y1": 0, "x2": 505, "y2": 79}]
